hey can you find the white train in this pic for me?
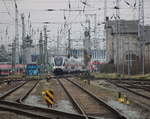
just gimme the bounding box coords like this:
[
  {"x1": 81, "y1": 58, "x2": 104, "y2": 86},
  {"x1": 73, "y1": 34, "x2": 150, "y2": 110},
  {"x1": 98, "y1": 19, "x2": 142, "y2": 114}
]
[{"x1": 52, "y1": 56, "x2": 86, "y2": 75}]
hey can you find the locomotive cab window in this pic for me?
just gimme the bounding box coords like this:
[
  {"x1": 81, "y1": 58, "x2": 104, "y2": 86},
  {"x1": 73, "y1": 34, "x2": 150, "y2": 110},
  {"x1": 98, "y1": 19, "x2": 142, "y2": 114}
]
[{"x1": 54, "y1": 57, "x2": 63, "y2": 66}]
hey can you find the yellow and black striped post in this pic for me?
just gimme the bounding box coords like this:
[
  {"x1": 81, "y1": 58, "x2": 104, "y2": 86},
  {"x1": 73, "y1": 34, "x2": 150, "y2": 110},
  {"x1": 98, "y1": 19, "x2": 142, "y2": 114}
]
[
  {"x1": 42, "y1": 90, "x2": 55, "y2": 107},
  {"x1": 117, "y1": 92, "x2": 131, "y2": 104},
  {"x1": 118, "y1": 92, "x2": 124, "y2": 103}
]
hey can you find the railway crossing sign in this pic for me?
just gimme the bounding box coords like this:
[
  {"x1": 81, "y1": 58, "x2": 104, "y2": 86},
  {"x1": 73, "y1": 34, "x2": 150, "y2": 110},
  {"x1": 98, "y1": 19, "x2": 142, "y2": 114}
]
[{"x1": 42, "y1": 90, "x2": 55, "y2": 106}]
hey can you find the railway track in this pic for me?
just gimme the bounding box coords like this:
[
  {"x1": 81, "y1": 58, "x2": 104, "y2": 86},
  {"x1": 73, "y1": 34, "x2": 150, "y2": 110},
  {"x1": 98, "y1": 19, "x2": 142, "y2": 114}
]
[
  {"x1": 94, "y1": 77, "x2": 150, "y2": 82},
  {"x1": 58, "y1": 78, "x2": 126, "y2": 119},
  {"x1": 107, "y1": 80, "x2": 150, "y2": 100},
  {"x1": 0, "y1": 80, "x2": 39, "y2": 103},
  {"x1": 0, "y1": 78, "x2": 94, "y2": 119},
  {"x1": 106, "y1": 79, "x2": 150, "y2": 111},
  {"x1": 0, "y1": 81, "x2": 27, "y2": 100},
  {"x1": 89, "y1": 76, "x2": 150, "y2": 101},
  {"x1": 114, "y1": 80, "x2": 150, "y2": 92},
  {"x1": 0, "y1": 100, "x2": 87, "y2": 119}
]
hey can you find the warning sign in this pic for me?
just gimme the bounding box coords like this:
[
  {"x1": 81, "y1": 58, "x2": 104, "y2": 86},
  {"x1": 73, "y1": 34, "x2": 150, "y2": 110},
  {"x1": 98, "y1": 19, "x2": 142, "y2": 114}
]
[{"x1": 42, "y1": 90, "x2": 55, "y2": 107}]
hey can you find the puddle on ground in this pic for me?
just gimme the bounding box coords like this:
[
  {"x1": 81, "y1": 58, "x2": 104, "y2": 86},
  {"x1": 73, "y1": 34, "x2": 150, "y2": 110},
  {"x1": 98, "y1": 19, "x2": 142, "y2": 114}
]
[
  {"x1": 25, "y1": 95, "x2": 77, "y2": 114},
  {"x1": 108, "y1": 100, "x2": 149, "y2": 119}
]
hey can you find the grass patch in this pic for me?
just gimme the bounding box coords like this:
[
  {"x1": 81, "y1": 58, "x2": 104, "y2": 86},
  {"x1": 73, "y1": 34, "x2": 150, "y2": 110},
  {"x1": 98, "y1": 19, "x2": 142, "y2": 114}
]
[
  {"x1": 92, "y1": 72, "x2": 150, "y2": 80},
  {"x1": 92, "y1": 73, "x2": 119, "y2": 79}
]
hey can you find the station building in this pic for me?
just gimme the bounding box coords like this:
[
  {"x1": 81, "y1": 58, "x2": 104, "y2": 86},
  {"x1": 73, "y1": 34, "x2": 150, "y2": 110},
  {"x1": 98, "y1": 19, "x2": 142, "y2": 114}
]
[{"x1": 105, "y1": 19, "x2": 150, "y2": 73}]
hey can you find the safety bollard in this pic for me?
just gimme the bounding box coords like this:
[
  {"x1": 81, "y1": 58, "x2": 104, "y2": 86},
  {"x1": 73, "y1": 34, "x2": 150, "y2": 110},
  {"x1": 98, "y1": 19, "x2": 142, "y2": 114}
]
[{"x1": 42, "y1": 89, "x2": 55, "y2": 108}]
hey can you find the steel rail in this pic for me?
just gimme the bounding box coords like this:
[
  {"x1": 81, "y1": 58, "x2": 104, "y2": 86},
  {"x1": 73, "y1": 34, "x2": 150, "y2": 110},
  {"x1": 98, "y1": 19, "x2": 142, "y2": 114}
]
[
  {"x1": 18, "y1": 80, "x2": 39, "y2": 103},
  {"x1": 1, "y1": 81, "x2": 37, "y2": 101},
  {"x1": 111, "y1": 80, "x2": 150, "y2": 83},
  {"x1": 0, "y1": 82, "x2": 27, "y2": 100},
  {"x1": 0, "y1": 100, "x2": 87, "y2": 119},
  {"x1": 118, "y1": 81, "x2": 150, "y2": 92},
  {"x1": 58, "y1": 79, "x2": 90, "y2": 119},
  {"x1": 0, "y1": 80, "x2": 39, "y2": 104},
  {"x1": 107, "y1": 80, "x2": 150, "y2": 91},
  {"x1": 106, "y1": 79, "x2": 150, "y2": 110},
  {"x1": 109, "y1": 80, "x2": 150, "y2": 85},
  {"x1": 95, "y1": 78, "x2": 150, "y2": 81},
  {"x1": 65, "y1": 78, "x2": 127, "y2": 119},
  {"x1": 107, "y1": 80, "x2": 150, "y2": 100}
]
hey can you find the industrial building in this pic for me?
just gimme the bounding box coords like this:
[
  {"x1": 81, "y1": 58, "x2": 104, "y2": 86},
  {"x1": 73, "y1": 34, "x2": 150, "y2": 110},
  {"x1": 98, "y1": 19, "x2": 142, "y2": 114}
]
[{"x1": 106, "y1": 19, "x2": 150, "y2": 73}]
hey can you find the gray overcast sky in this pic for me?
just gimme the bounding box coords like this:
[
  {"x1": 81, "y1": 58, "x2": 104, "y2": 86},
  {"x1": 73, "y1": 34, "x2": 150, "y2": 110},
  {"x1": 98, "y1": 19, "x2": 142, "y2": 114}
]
[{"x1": 0, "y1": 0, "x2": 150, "y2": 48}]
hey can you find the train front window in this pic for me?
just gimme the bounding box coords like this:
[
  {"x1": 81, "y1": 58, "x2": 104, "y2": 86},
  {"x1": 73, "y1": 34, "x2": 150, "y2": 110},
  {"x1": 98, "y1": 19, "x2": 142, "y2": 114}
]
[{"x1": 54, "y1": 57, "x2": 63, "y2": 66}]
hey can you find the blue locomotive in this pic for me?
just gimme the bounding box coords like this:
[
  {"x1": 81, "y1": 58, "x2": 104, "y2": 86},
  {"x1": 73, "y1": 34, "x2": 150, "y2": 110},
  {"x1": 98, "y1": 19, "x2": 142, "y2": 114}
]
[{"x1": 26, "y1": 64, "x2": 40, "y2": 76}]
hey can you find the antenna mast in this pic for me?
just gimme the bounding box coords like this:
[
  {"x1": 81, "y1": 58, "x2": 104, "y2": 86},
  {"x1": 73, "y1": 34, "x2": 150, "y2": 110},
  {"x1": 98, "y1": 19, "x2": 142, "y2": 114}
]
[
  {"x1": 138, "y1": 0, "x2": 145, "y2": 74},
  {"x1": 21, "y1": 14, "x2": 25, "y2": 64},
  {"x1": 115, "y1": 0, "x2": 120, "y2": 74},
  {"x1": 12, "y1": 0, "x2": 19, "y2": 73},
  {"x1": 104, "y1": 0, "x2": 107, "y2": 22}
]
